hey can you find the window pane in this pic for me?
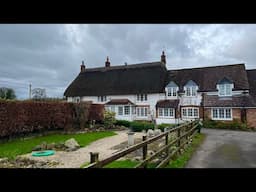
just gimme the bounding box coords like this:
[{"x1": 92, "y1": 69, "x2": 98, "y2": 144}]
[
  {"x1": 194, "y1": 108, "x2": 198, "y2": 117},
  {"x1": 159, "y1": 108, "x2": 163, "y2": 116},
  {"x1": 111, "y1": 106, "x2": 115, "y2": 112},
  {"x1": 213, "y1": 109, "x2": 218, "y2": 118},
  {"x1": 182, "y1": 109, "x2": 187, "y2": 117},
  {"x1": 145, "y1": 94, "x2": 147, "y2": 101},
  {"x1": 225, "y1": 84, "x2": 231, "y2": 95},
  {"x1": 137, "y1": 108, "x2": 140, "y2": 116},
  {"x1": 137, "y1": 94, "x2": 139, "y2": 101},
  {"x1": 186, "y1": 87, "x2": 191, "y2": 96},
  {"x1": 225, "y1": 109, "x2": 231, "y2": 118},
  {"x1": 219, "y1": 85, "x2": 225, "y2": 96},
  {"x1": 219, "y1": 109, "x2": 224, "y2": 118},
  {"x1": 164, "y1": 108, "x2": 168, "y2": 116},
  {"x1": 118, "y1": 106, "x2": 123, "y2": 115},
  {"x1": 172, "y1": 88, "x2": 177, "y2": 96},
  {"x1": 170, "y1": 108, "x2": 174, "y2": 116},
  {"x1": 188, "y1": 108, "x2": 193, "y2": 116},
  {"x1": 192, "y1": 87, "x2": 196, "y2": 96},
  {"x1": 124, "y1": 106, "x2": 130, "y2": 115},
  {"x1": 145, "y1": 108, "x2": 148, "y2": 116},
  {"x1": 167, "y1": 88, "x2": 172, "y2": 96}
]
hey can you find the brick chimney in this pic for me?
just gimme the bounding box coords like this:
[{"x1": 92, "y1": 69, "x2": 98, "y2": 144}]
[
  {"x1": 80, "y1": 60, "x2": 85, "y2": 72},
  {"x1": 105, "y1": 56, "x2": 110, "y2": 67},
  {"x1": 161, "y1": 51, "x2": 166, "y2": 64}
]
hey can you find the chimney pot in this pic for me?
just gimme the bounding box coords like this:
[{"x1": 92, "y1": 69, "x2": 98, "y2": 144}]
[
  {"x1": 105, "y1": 56, "x2": 110, "y2": 67},
  {"x1": 80, "y1": 60, "x2": 86, "y2": 72},
  {"x1": 161, "y1": 51, "x2": 166, "y2": 64}
]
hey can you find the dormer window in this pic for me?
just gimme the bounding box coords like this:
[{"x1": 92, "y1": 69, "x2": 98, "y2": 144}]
[
  {"x1": 166, "y1": 81, "x2": 178, "y2": 97},
  {"x1": 98, "y1": 96, "x2": 107, "y2": 102},
  {"x1": 137, "y1": 94, "x2": 147, "y2": 101},
  {"x1": 217, "y1": 77, "x2": 233, "y2": 97},
  {"x1": 184, "y1": 80, "x2": 198, "y2": 97}
]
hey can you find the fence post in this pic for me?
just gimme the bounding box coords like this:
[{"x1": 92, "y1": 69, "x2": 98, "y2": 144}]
[
  {"x1": 165, "y1": 133, "x2": 169, "y2": 164},
  {"x1": 90, "y1": 152, "x2": 99, "y2": 164},
  {"x1": 142, "y1": 135, "x2": 147, "y2": 168}
]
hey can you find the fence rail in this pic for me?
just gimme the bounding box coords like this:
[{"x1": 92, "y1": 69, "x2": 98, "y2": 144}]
[{"x1": 84, "y1": 120, "x2": 200, "y2": 168}]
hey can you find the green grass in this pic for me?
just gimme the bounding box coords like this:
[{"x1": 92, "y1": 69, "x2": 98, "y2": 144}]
[
  {"x1": 166, "y1": 133, "x2": 205, "y2": 168},
  {"x1": 0, "y1": 131, "x2": 116, "y2": 159},
  {"x1": 104, "y1": 160, "x2": 139, "y2": 168}
]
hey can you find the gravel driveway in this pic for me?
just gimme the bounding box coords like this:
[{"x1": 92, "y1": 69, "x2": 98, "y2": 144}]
[
  {"x1": 186, "y1": 128, "x2": 256, "y2": 168},
  {"x1": 22, "y1": 130, "x2": 144, "y2": 168}
]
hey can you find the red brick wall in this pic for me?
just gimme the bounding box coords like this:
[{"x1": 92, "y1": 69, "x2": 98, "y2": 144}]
[
  {"x1": 246, "y1": 109, "x2": 256, "y2": 129},
  {"x1": 232, "y1": 108, "x2": 241, "y2": 122},
  {"x1": 204, "y1": 108, "x2": 211, "y2": 120}
]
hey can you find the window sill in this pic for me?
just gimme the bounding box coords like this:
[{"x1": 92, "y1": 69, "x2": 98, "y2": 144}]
[{"x1": 212, "y1": 118, "x2": 233, "y2": 121}]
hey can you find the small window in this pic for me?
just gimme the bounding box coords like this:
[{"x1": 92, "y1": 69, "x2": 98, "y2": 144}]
[
  {"x1": 137, "y1": 94, "x2": 147, "y2": 101},
  {"x1": 98, "y1": 96, "x2": 106, "y2": 102},
  {"x1": 167, "y1": 87, "x2": 177, "y2": 97},
  {"x1": 218, "y1": 84, "x2": 232, "y2": 96},
  {"x1": 159, "y1": 108, "x2": 163, "y2": 116},
  {"x1": 212, "y1": 108, "x2": 232, "y2": 120}
]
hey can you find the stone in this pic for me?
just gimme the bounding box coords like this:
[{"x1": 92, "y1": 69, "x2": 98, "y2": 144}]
[
  {"x1": 154, "y1": 129, "x2": 162, "y2": 136},
  {"x1": 132, "y1": 156, "x2": 142, "y2": 162},
  {"x1": 147, "y1": 150, "x2": 155, "y2": 156},
  {"x1": 0, "y1": 158, "x2": 8, "y2": 163},
  {"x1": 32, "y1": 145, "x2": 42, "y2": 151},
  {"x1": 64, "y1": 138, "x2": 80, "y2": 151},
  {"x1": 46, "y1": 143, "x2": 56, "y2": 150},
  {"x1": 147, "y1": 129, "x2": 154, "y2": 137}
]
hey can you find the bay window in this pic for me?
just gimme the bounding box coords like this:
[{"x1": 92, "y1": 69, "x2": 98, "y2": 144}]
[{"x1": 158, "y1": 108, "x2": 174, "y2": 118}]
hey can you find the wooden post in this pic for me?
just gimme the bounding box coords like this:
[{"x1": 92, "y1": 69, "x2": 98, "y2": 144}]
[
  {"x1": 142, "y1": 135, "x2": 147, "y2": 168},
  {"x1": 165, "y1": 133, "x2": 169, "y2": 164},
  {"x1": 90, "y1": 152, "x2": 99, "y2": 164}
]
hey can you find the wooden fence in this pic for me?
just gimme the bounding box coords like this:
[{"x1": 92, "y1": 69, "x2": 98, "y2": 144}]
[{"x1": 84, "y1": 120, "x2": 200, "y2": 168}]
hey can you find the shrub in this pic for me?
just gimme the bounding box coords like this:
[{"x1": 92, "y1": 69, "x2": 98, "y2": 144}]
[
  {"x1": 103, "y1": 110, "x2": 116, "y2": 129},
  {"x1": 115, "y1": 120, "x2": 131, "y2": 127},
  {"x1": 203, "y1": 119, "x2": 248, "y2": 130},
  {"x1": 130, "y1": 121, "x2": 154, "y2": 132},
  {"x1": 157, "y1": 123, "x2": 175, "y2": 131}
]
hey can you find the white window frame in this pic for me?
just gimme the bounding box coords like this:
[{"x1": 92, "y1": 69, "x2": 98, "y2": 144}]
[
  {"x1": 124, "y1": 106, "x2": 130, "y2": 115},
  {"x1": 118, "y1": 106, "x2": 123, "y2": 116},
  {"x1": 136, "y1": 107, "x2": 148, "y2": 117},
  {"x1": 167, "y1": 87, "x2": 178, "y2": 97},
  {"x1": 184, "y1": 86, "x2": 197, "y2": 97},
  {"x1": 73, "y1": 97, "x2": 81, "y2": 103},
  {"x1": 137, "y1": 94, "x2": 148, "y2": 101},
  {"x1": 182, "y1": 107, "x2": 199, "y2": 118},
  {"x1": 211, "y1": 108, "x2": 232, "y2": 120},
  {"x1": 217, "y1": 84, "x2": 233, "y2": 97},
  {"x1": 158, "y1": 108, "x2": 175, "y2": 118}
]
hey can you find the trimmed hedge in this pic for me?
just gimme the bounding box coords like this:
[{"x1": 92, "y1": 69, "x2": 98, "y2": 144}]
[
  {"x1": 0, "y1": 100, "x2": 104, "y2": 138},
  {"x1": 130, "y1": 121, "x2": 155, "y2": 132},
  {"x1": 203, "y1": 119, "x2": 248, "y2": 131},
  {"x1": 115, "y1": 120, "x2": 131, "y2": 127}
]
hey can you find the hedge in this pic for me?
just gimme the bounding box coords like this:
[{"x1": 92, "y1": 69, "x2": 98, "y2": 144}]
[
  {"x1": 114, "y1": 120, "x2": 131, "y2": 127},
  {"x1": 130, "y1": 121, "x2": 155, "y2": 132},
  {"x1": 0, "y1": 100, "x2": 104, "y2": 138},
  {"x1": 203, "y1": 119, "x2": 247, "y2": 131},
  {"x1": 157, "y1": 123, "x2": 176, "y2": 131}
]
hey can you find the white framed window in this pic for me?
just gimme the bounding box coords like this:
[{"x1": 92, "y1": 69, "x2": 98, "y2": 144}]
[
  {"x1": 124, "y1": 106, "x2": 130, "y2": 115},
  {"x1": 211, "y1": 108, "x2": 232, "y2": 120},
  {"x1": 218, "y1": 84, "x2": 232, "y2": 96},
  {"x1": 118, "y1": 106, "x2": 123, "y2": 115},
  {"x1": 167, "y1": 87, "x2": 178, "y2": 97},
  {"x1": 137, "y1": 94, "x2": 147, "y2": 101},
  {"x1": 182, "y1": 107, "x2": 199, "y2": 118},
  {"x1": 136, "y1": 107, "x2": 148, "y2": 117},
  {"x1": 98, "y1": 96, "x2": 106, "y2": 102},
  {"x1": 158, "y1": 108, "x2": 174, "y2": 118},
  {"x1": 111, "y1": 106, "x2": 115, "y2": 112},
  {"x1": 185, "y1": 86, "x2": 197, "y2": 97}
]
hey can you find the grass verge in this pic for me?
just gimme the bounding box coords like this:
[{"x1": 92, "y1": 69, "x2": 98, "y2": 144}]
[
  {"x1": 166, "y1": 133, "x2": 205, "y2": 168},
  {"x1": 0, "y1": 131, "x2": 116, "y2": 159}
]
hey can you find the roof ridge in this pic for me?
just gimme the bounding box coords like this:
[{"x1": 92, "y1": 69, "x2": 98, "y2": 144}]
[{"x1": 168, "y1": 63, "x2": 245, "y2": 71}]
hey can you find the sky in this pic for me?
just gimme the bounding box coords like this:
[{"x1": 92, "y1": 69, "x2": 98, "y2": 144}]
[{"x1": 0, "y1": 24, "x2": 256, "y2": 99}]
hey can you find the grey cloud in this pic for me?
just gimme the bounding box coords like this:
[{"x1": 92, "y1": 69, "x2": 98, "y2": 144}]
[{"x1": 0, "y1": 24, "x2": 256, "y2": 99}]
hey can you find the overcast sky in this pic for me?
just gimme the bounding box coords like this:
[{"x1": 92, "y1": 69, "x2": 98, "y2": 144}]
[{"x1": 0, "y1": 24, "x2": 256, "y2": 99}]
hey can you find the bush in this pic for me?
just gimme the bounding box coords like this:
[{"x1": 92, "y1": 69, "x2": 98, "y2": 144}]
[
  {"x1": 103, "y1": 110, "x2": 116, "y2": 129},
  {"x1": 130, "y1": 121, "x2": 154, "y2": 132},
  {"x1": 157, "y1": 123, "x2": 175, "y2": 131},
  {"x1": 203, "y1": 119, "x2": 248, "y2": 131},
  {"x1": 115, "y1": 120, "x2": 131, "y2": 127}
]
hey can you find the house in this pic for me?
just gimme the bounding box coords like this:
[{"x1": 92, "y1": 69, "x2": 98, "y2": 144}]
[{"x1": 64, "y1": 52, "x2": 256, "y2": 128}]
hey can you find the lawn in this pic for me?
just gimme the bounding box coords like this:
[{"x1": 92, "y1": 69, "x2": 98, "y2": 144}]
[
  {"x1": 0, "y1": 131, "x2": 116, "y2": 159},
  {"x1": 166, "y1": 133, "x2": 205, "y2": 168}
]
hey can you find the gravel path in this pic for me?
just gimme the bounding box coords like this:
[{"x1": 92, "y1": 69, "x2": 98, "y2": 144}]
[
  {"x1": 186, "y1": 128, "x2": 256, "y2": 168},
  {"x1": 22, "y1": 131, "x2": 144, "y2": 168}
]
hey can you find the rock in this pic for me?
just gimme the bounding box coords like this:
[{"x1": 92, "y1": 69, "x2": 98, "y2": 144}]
[
  {"x1": 147, "y1": 129, "x2": 154, "y2": 137},
  {"x1": 0, "y1": 158, "x2": 8, "y2": 163},
  {"x1": 40, "y1": 141, "x2": 47, "y2": 150},
  {"x1": 147, "y1": 150, "x2": 155, "y2": 156},
  {"x1": 64, "y1": 138, "x2": 80, "y2": 151},
  {"x1": 154, "y1": 129, "x2": 162, "y2": 136}
]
